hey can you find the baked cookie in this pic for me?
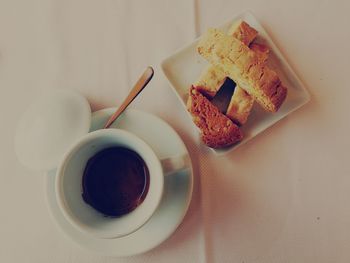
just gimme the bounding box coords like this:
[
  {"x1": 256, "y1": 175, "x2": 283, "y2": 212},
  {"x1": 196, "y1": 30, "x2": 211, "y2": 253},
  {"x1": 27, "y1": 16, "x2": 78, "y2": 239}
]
[
  {"x1": 194, "y1": 21, "x2": 266, "y2": 125},
  {"x1": 197, "y1": 28, "x2": 287, "y2": 112},
  {"x1": 226, "y1": 86, "x2": 254, "y2": 125},
  {"x1": 187, "y1": 86, "x2": 243, "y2": 148},
  {"x1": 193, "y1": 66, "x2": 226, "y2": 98},
  {"x1": 250, "y1": 43, "x2": 269, "y2": 62},
  {"x1": 228, "y1": 19, "x2": 258, "y2": 45}
]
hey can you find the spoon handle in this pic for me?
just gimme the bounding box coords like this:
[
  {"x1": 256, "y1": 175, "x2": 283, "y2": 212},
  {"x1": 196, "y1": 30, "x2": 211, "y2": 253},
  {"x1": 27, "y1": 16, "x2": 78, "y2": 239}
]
[{"x1": 104, "y1": 67, "x2": 154, "y2": 129}]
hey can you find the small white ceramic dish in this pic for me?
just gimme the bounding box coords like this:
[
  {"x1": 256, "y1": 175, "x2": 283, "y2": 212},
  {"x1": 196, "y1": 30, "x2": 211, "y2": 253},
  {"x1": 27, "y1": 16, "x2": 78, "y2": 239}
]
[
  {"x1": 14, "y1": 89, "x2": 91, "y2": 170},
  {"x1": 46, "y1": 108, "x2": 193, "y2": 256},
  {"x1": 161, "y1": 11, "x2": 310, "y2": 155}
]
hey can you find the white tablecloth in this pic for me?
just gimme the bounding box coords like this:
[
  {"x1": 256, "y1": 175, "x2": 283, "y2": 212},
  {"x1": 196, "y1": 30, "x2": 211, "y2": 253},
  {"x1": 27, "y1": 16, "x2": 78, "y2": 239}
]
[{"x1": 1, "y1": 0, "x2": 350, "y2": 262}]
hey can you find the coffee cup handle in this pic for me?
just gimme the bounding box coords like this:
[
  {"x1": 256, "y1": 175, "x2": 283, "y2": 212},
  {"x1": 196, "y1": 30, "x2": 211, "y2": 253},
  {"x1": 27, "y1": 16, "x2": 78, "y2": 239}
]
[{"x1": 160, "y1": 154, "x2": 191, "y2": 176}]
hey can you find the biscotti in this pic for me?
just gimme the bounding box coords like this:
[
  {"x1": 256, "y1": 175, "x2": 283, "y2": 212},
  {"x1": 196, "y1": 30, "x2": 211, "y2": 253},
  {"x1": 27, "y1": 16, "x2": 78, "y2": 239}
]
[
  {"x1": 187, "y1": 86, "x2": 243, "y2": 148},
  {"x1": 250, "y1": 43, "x2": 269, "y2": 62},
  {"x1": 225, "y1": 44, "x2": 268, "y2": 125},
  {"x1": 197, "y1": 28, "x2": 287, "y2": 112},
  {"x1": 226, "y1": 86, "x2": 254, "y2": 125},
  {"x1": 193, "y1": 65, "x2": 226, "y2": 98},
  {"x1": 193, "y1": 65, "x2": 254, "y2": 125},
  {"x1": 193, "y1": 20, "x2": 263, "y2": 99},
  {"x1": 194, "y1": 21, "x2": 266, "y2": 125},
  {"x1": 228, "y1": 20, "x2": 258, "y2": 45},
  {"x1": 229, "y1": 20, "x2": 270, "y2": 62},
  {"x1": 226, "y1": 21, "x2": 263, "y2": 124}
]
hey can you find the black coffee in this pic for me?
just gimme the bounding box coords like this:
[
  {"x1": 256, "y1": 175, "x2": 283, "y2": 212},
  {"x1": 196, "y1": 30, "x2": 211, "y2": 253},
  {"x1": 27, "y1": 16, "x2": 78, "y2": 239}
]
[{"x1": 82, "y1": 146, "x2": 149, "y2": 217}]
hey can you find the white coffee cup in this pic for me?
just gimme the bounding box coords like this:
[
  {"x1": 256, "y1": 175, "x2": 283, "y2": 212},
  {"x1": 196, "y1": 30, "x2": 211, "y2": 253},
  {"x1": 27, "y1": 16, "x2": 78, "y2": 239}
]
[{"x1": 55, "y1": 129, "x2": 188, "y2": 239}]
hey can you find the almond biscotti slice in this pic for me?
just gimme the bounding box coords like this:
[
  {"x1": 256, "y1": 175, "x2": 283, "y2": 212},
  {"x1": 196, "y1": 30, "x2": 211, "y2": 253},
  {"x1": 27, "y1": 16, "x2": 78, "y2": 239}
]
[
  {"x1": 193, "y1": 20, "x2": 261, "y2": 99},
  {"x1": 197, "y1": 28, "x2": 287, "y2": 112},
  {"x1": 228, "y1": 19, "x2": 258, "y2": 45},
  {"x1": 250, "y1": 43, "x2": 269, "y2": 62},
  {"x1": 225, "y1": 44, "x2": 268, "y2": 125},
  {"x1": 223, "y1": 43, "x2": 268, "y2": 124},
  {"x1": 193, "y1": 70, "x2": 254, "y2": 126},
  {"x1": 228, "y1": 20, "x2": 269, "y2": 62},
  {"x1": 226, "y1": 86, "x2": 254, "y2": 125},
  {"x1": 187, "y1": 86, "x2": 243, "y2": 148},
  {"x1": 226, "y1": 23, "x2": 268, "y2": 124},
  {"x1": 193, "y1": 65, "x2": 226, "y2": 98},
  {"x1": 194, "y1": 21, "x2": 268, "y2": 124},
  {"x1": 192, "y1": 68, "x2": 255, "y2": 125}
]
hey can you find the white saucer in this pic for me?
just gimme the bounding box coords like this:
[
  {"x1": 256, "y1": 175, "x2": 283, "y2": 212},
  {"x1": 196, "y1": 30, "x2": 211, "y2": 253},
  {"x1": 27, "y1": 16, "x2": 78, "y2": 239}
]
[{"x1": 45, "y1": 108, "x2": 193, "y2": 256}]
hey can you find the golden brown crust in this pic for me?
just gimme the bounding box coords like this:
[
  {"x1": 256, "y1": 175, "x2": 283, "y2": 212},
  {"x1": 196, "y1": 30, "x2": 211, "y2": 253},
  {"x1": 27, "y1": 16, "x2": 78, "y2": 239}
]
[
  {"x1": 226, "y1": 86, "x2": 255, "y2": 125},
  {"x1": 250, "y1": 43, "x2": 269, "y2": 62},
  {"x1": 228, "y1": 20, "x2": 258, "y2": 45},
  {"x1": 197, "y1": 28, "x2": 287, "y2": 112},
  {"x1": 187, "y1": 86, "x2": 243, "y2": 148}
]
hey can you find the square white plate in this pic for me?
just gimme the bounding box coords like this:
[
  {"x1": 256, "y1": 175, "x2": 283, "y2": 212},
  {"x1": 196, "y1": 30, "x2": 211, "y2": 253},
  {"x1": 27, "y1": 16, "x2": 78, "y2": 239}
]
[{"x1": 161, "y1": 11, "x2": 310, "y2": 155}]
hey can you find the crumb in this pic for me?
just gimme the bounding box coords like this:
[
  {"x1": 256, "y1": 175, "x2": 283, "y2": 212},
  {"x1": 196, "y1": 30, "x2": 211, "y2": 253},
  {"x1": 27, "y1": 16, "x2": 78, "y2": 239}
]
[{"x1": 317, "y1": 217, "x2": 320, "y2": 220}]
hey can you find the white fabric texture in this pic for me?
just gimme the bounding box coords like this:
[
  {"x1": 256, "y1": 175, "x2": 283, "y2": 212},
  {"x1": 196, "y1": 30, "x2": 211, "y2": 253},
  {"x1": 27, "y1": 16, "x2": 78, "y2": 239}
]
[
  {"x1": 0, "y1": 0, "x2": 203, "y2": 262},
  {"x1": 1, "y1": 0, "x2": 350, "y2": 262}
]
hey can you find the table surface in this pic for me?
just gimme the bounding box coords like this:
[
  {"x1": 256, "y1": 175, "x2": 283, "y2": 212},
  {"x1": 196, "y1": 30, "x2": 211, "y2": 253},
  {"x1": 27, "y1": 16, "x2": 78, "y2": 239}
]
[{"x1": 1, "y1": 0, "x2": 349, "y2": 262}]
